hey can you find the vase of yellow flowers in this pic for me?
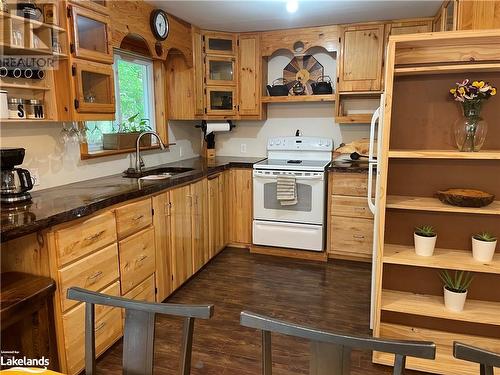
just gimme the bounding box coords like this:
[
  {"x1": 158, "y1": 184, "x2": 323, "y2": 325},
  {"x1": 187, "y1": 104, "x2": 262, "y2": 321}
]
[{"x1": 450, "y1": 80, "x2": 496, "y2": 152}]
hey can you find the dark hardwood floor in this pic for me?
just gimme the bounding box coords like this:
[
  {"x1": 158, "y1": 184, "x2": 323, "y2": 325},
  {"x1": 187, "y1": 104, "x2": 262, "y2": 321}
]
[{"x1": 97, "y1": 248, "x2": 425, "y2": 374}]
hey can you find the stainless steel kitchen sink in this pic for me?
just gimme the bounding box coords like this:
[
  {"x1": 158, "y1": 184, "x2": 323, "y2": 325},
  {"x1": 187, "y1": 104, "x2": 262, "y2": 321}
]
[{"x1": 123, "y1": 167, "x2": 194, "y2": 178}]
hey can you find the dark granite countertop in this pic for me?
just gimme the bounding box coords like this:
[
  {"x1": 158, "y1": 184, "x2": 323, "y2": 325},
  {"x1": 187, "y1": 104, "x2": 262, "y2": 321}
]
[
  {"x1": 1, "y1": 156, "x2": 264, "y2": 243},
  {"x1": 327, "y1": 159, "x2": 371, "y2": 173}
]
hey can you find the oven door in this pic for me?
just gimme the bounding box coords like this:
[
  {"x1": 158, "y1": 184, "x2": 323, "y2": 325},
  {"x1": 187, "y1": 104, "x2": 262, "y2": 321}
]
[{"x1": 253, "y1": 169, "x2": 325, "y2": 225}]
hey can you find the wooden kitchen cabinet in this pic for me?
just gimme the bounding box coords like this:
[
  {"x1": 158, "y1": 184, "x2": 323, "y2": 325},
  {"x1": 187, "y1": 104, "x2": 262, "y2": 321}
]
[
  {"x1": 118, "y1": 226, "x2": 156, "y2": 295},
  {"x1": 457, "y1": 0, "x2": 500, "y2": 30},
  {"x1": 238, "y1": 33, "x2": 262, "y2": 118},
  {"x1": 338, "y1": 23, "x2": 385, "y2": 92},
  {"x1": 192, "y1": 27, "x2": 205, "y2": 116},
  {"x1": 208, "y1": 175, "x2": 220, "y2": 259},
  {"x1": 62, "y1": 281, "x2": 122, "y2": 375},
  {"x1": 68, "y1": 4, "x2": 113, "y2": 63},
  {"x1": 385, "y1": 19, "x2": 433, "y2": 40},
  {"x1": 191, "y1": 178, "x2": 209, "y2": 272},
  {"x1": 203, "y1": 31, "x2": 237, "y2": 56},
  {"x1": 229, "y1": 169, "x2": 252, "y2": 245},
  {"x1": 152, "y1": 191, "x2": 172, "y2": 302},
  {"x1": 170, "y1": 184, "x2": 194, "y2": 290},
  {"x1": 70, "y1": 0, "x2": 108, "y2": 14},
  {"x1": 115, "y1": 198, "x2": 153, "y2": 239},
  {"x1": 327, "y1": 172, "x2": 374, "y2": 261},
  {"x1": 206, "y1": 55, "x2": 237, "y2": 86},
  {"x1": 58, "y1": 243, "x2": 119, "y2": 312},
  {"x1": 53, "y1": 210, "x2": 116, "y2": 267},
  {"x1": 72, "y1": 59, "x2": 115, "y2": 114},
  {"x1": 208, "y1": 174, "x2": 226, "y2": 258},
  {"x1": 206, "y1": 86, "x2": 238, "y2": 116}
]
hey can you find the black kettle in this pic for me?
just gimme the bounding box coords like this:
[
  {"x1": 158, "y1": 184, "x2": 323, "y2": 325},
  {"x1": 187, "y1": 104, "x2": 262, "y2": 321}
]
[
  {"x1": 266, "y1": 78, "x2": 289, "y2": 96},
  {"x1": 291, "y1": 79, "x2": 306, "y2": 95},
  {"x1": 311, "y1": 75, "x2": 333, "y2": 95}
]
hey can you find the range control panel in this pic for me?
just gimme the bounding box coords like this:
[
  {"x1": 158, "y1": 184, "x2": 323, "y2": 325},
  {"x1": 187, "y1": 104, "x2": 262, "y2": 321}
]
[{"x1": 267, "y1": 137, "x2": 333, "y2": 151}]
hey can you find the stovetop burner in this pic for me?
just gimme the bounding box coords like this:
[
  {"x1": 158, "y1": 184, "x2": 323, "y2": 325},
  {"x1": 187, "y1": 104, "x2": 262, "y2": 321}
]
[{"x1": 287, "y1": 160, "x2": 302, "y2": 164}]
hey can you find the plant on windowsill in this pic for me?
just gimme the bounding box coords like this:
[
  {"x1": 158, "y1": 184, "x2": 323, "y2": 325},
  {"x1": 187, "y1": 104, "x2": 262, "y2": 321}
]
[
  {"x1": 414, "y1": 225, "x2": 437, "y2": 257},
  {"x1": 472, "y1": 232, "x2": 497, "y2": 263},
  {"x1": 439, "y1": 270, "x2": 473, "y2": 312},
  {"x1": 102, "y1": 113, "x2": 152, "y2": 150}
]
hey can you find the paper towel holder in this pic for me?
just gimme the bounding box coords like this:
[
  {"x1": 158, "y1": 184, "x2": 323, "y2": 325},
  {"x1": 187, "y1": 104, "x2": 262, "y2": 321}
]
[
  {"x1": 195, "y1": 120, "x2": 235, "y2": 159},
  {"x1": 195, "y1": 120, "x2": 235, "y2": 135}
]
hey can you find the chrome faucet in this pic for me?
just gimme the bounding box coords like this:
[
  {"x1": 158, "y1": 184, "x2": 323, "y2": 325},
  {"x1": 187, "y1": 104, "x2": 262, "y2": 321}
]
[{"x1": 135, "y1": 131, "x2": 166, "y2": 174}]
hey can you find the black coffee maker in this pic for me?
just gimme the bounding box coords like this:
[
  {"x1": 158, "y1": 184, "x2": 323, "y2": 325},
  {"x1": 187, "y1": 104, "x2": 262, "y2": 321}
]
[{"x1": 0, "y1": 148, "x2": 34, "y2": 204}]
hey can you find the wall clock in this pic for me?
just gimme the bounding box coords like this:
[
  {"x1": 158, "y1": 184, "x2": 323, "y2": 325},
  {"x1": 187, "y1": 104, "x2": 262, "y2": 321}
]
[
  {"x1": 150, "y1": 9, "x2": 169, "y2": 41},
  {"x1": 283, "y1": 55, "x2": 324, "y2": 95}
]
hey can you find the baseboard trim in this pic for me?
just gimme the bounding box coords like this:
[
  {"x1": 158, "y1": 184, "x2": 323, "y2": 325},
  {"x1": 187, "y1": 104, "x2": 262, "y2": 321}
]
[
  {"x1": 327, "y1": 252, "x2": 372, "y2": 263},
  {"x1": 227, "y1": 242, "x2": 251, "y2": 249},
  {"x1": 250, "y1": 245, "x2": 328, "y2": 262}
]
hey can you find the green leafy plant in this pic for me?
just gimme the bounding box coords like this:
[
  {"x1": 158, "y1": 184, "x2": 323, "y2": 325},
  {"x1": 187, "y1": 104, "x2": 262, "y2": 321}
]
[
  {"x1": 116, "y1": 113, "x2": 151, "y2": 133},
  {"x1": 415, "y1": 225, "x2": 436, "y2": 237},
  {"x1": 473, "y1": 232, "x2": 497, "y2": 242},
  {"x1": 439, "y1": 270, "x2": 473, "y2": 293}
]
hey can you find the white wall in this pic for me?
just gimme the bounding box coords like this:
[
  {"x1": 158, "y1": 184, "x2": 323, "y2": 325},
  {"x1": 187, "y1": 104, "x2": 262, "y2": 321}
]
[
  {"x1": 0, "y1": 121, "x2": 201, "y2": 191},
  {"x1": 215, "y1": 49, "x2": 372, "y2": 157}
]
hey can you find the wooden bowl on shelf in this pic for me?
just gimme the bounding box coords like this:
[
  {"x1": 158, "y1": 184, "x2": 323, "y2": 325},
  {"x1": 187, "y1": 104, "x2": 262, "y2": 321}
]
[{"x1": 436, "y1": 189, "x2": 495, "y2": 208}]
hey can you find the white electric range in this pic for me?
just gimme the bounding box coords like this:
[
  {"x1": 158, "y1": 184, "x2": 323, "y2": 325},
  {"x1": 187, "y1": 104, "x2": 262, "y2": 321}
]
[{"x1": 252, "y1": 136, "x2": 333, "y2": 251}]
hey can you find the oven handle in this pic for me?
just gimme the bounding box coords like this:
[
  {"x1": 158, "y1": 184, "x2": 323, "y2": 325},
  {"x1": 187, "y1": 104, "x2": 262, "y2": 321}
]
[{"x1": 253, "y1": 172, "x2": 324, "y2": 181}]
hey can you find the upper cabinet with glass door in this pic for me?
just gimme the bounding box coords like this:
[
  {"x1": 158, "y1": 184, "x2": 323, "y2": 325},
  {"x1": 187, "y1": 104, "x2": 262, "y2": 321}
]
[
  {"x1": 203, "y1": 32, "x2": 237, "y2": 56},
  {"x1": 206, "y1": 56, "x2": 237, "y2": 86},
  {"x1": 70, "y1": 0, "x2": 108, "y2": 14},
  {"x1": 69, "y1": 5, "x2": 113, "y2": 63},
  {"x1": 72, "y1": 59, "x2": 115, "y2": 115}
]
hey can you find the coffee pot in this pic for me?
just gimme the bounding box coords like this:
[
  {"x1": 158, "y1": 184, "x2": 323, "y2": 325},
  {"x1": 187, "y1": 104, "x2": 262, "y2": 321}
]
[{"x1": 1, "y1": 148, "x2": 34, "y2": 204}]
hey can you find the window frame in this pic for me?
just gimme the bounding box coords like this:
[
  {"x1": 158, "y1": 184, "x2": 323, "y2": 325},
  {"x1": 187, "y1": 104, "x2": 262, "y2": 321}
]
[
  {"x1": 113, "y1": 48, "x2": 156, "y2": 132},
  {"x1": 80, "y1": 48, "x2": 167, "y2": 159}
]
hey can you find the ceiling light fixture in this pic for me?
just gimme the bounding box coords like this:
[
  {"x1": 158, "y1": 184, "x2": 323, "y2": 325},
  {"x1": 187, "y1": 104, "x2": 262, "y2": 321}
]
[{"x1": 286, "y1": 0, "x2": 298, "y2": 14}]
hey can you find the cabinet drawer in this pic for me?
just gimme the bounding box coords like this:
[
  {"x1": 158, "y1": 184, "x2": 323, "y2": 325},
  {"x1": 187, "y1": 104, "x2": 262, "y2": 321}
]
[
  {"x1": 62, "y1": 281, "x2": 122, "y2": 375},
  {"x1": 115, "y1": 199, "x2": 152, "y2": 239},
  {"x1": 330, "y1": 216, "x2": 374, "y2": 257},
  {"x1": 58, "y1": 243, "x2": 119, "y2": 312},
  {"x1": 329, "y1": 172, "x2": 369, "y2": 197},
  {"x1": 54, "y1": 211, "x2": 117, "y2": 267},
  {"x1": 123, "y1": 274, "x2": 155, "y2": 302},
  {"x1": 330, "y1": 195, "x2": 373, "y2": 219},
  {"x1": 119, "y1": 227, "x2": 155, "y2": 295}
]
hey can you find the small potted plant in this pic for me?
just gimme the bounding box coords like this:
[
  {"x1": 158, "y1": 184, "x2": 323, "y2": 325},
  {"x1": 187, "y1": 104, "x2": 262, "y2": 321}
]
[
  {"x1": 472, "y1": 232, "x2": 497, "y2": 262},
  {"x1": 414, "y1": 225, "x2": 437, "y2": 256},
  {"x1": 102, "y1": 113, "x2": 152, "y2": 150},
  {"x1": 439, "y1": 270, "x2": 473, "y2": 312}
]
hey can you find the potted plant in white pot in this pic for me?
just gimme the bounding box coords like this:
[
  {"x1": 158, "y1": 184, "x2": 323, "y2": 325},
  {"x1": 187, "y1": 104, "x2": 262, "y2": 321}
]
[
  {"x1": 102, "y1": 113, "x2": 152, "y2": 150},
  {"x1": 472, "y1": 232, "x2": 497, "y2": 262},
  {"x1": 439, "y1": 270, "x2": 473, "y2": 312},
  {"x1": 414, "y1": 225, "x2": 437, "y2": 256}
]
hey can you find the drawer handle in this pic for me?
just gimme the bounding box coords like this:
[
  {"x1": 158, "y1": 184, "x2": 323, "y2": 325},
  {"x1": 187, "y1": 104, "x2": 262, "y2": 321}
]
[
  {"x1": 132, "y1": 214, "x2": 144, "y2": 221},
  {"x1": 353, "y1": 234, "x2": 365, "y2": 239},
  {"x1": 84, "y1": 230, "x2": 105, "y2": 242},
  {"x1": 136, "y1": 254, "x2": 148, "y2": 263},
  {"x1": 354, "y1": 207, "x2": 366, "y2": 211},
  {"x1": 88, "y1": 270, "x2": 103, "y2": 281},
  {"x1": 95, "y1": 321, "x2": 106, "y2": 332}
]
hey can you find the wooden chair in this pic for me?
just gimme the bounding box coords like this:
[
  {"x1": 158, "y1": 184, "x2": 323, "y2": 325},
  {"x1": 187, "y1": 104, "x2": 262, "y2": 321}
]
[
  {"x1": 453, "y1": 341, "x2": 500, "y2": 375},
  {"x1": 67, "y1": 287, "x2": 214, "y2": 375},
  {"x1": 240, "y1": 311, "x2": 436, "y2": 375}
]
